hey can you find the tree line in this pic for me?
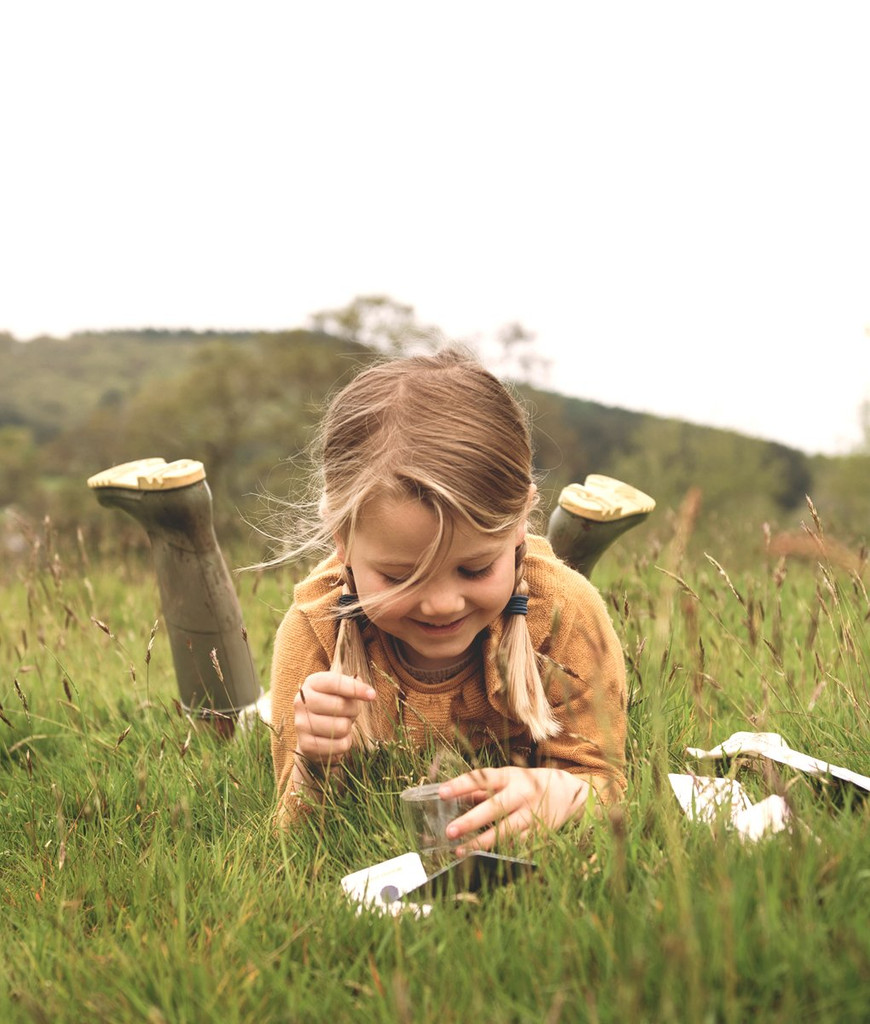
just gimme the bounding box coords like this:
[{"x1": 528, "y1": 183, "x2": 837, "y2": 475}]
[{"x1": 1, "y1": 302, "x2": 868, "y2": 571}]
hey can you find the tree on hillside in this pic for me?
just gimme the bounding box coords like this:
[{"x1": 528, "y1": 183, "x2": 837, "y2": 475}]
[
  {"x1": 492, "y1": 321, "x2": 551, "y2": 389},
  {"x1": 308, "y1": 295, "x2": 441, "y2": 355}
]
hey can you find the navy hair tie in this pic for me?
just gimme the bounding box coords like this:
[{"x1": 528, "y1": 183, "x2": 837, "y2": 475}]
[
  {"x1": 504, "y1": 594, "x2": 529, "y2": 616},
  {"x1": 337, "y1": 593, "x2": 363, "y2": 620}
]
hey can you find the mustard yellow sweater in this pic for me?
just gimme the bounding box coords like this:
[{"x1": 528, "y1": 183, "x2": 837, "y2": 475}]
[{"x1": 270, "y1": 535, "x2": 627, "y2": 820}]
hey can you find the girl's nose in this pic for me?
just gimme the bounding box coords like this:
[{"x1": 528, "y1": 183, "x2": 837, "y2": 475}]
[{"x1": 417, "y1": 581, "x2": 465, "y2": 619}]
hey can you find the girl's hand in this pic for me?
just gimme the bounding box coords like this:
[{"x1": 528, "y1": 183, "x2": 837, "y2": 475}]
[
  {"x1": 439, "y1": 767, "x2": 590, "y2": 852},
  {"x1": 292, "y1": 671, "x2": 376, "y2": 765}
]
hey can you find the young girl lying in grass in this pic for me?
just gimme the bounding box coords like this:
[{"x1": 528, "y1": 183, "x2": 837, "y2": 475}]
[{"x1": 269, "y1": 348, "x2": 627, "y2": 852}]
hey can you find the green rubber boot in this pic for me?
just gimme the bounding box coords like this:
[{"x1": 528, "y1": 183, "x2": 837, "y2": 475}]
[
  {"x1": 88, "y1": 458, "x2": 261, "y2": 727},
  {"x1": 547, "y1": 474, "x2": 656, "y2": 578}
]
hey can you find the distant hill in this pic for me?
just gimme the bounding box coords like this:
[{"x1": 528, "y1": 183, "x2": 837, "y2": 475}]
[
  {"x1": 0, "y1": 328, "x2": 255, "y2": 441},
  {"x1": 1, "y1": 329, "x2": 867, "y2": 564}
]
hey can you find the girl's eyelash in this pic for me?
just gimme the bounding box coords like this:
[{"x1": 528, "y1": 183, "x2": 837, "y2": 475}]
[
  {"x1": 381, "y1": 564, "x2": 494, "y2": 584},
  {"x1": 460, "y1": 564, "x2": 495, "y2": 580}
]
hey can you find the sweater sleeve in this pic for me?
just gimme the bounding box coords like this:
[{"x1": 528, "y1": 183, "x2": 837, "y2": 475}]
[
  {"x1": 535, "y1": 577, "x2": 627, "y2": 803},
  {"x1": 504, "y1": 537, "x2": 627, "y2": 803},
  {"x1": 269, "y1": 603, "x2": 331, "y2": 825}
]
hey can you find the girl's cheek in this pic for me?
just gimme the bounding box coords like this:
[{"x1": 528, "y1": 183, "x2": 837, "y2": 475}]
[
  {"x1": 483, "y1": 574, "x2": 514, "y2": 601},
  {"x1": 368, "y1": 592, "x2": 414, "y2": 621}
]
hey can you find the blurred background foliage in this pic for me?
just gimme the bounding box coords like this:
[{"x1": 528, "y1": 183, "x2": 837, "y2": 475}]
[{"x1": 2, "y1": 297, "x2": 868, "y2": 575}]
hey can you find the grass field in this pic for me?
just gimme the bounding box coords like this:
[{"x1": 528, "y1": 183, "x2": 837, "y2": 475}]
[{"x1": 1, "y1": 508, "x2": 869, "y2": 1023}]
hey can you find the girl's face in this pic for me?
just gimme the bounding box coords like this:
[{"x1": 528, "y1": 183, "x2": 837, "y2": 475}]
[{"x1": 337, "y1": 495, "x2": 525, "y2": 671}]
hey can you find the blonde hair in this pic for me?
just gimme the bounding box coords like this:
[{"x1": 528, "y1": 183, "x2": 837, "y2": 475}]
[{"x1": 285, "y1": 347, "x2": 559, "y2": 742}]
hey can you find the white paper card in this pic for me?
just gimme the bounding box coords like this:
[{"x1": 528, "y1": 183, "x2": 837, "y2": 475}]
[
  {"x1": 685, "y1": 731, "x2": 870, "y2": 792},
  {"x1": 668, "y1": 774, "x2": 752, "y2": 826},
  {"x1": 668, "y1": 773, "x2": 791, "y2": 842},
  {"x1": 340, "y1": 852, "x2": 430, "y2": 916}
]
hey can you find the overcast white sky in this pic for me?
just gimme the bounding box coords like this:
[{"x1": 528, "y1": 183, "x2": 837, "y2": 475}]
[{"x1": 2, "y1": 2, "x2": 868, "y2": 455}]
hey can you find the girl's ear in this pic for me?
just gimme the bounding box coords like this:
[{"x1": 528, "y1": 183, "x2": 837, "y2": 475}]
[{"x1": 527, "y1": 482, "x2": 538, "y2": 511}]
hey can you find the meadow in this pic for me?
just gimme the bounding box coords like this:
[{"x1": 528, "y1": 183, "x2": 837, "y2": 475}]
[{"x1": 1, "y1": 501, "x2": 868, "y2": 1023}]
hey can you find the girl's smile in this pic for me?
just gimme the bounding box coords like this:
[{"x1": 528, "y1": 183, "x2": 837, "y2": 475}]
[
  {"x1": 413, "y1": 616, "x2": 470, "y2": 633},
  {"x1": 337, "y1": 495, "x2": 525, "y2": 671}
]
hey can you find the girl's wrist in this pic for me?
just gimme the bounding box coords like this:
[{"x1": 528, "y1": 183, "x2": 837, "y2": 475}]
[{"x1": 292, "y1": 755, "x2": 342, "y2": 792}]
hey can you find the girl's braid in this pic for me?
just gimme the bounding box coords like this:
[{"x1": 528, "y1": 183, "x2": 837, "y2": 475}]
[
  {"x1": 329, "y1": 565, "x2": 376, "y2": 747},
  {"x1": 499, "y1": 541, "x2": 560, "y2": 740}
]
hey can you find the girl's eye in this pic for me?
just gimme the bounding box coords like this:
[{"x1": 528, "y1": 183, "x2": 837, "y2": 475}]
[
  {"x1": 380, "y1": 572, "x2": 410, "y2": 586},
  {"x1": 380, "y1": 564, "x2": 495, "y2": 584},
  {"x1": 460, "y1": 563, "x2": 495, "y2": 580}
]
